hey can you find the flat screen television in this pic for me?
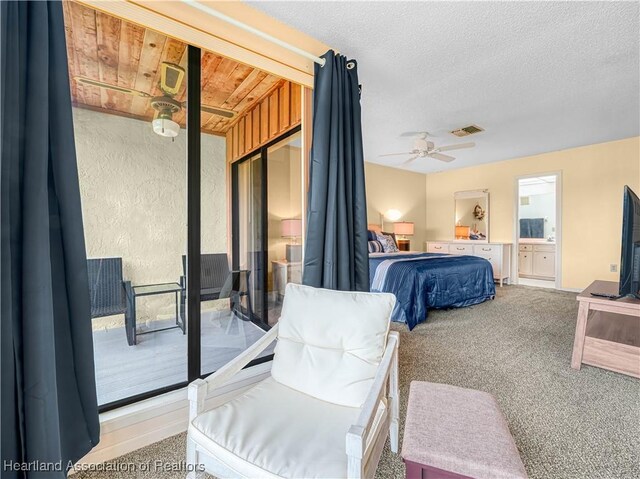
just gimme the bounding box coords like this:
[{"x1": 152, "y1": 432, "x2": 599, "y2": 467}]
[{"x1": 619, "y1": 185, "x2": 640, "y2": 299}]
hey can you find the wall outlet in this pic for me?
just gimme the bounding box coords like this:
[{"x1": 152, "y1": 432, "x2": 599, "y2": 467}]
[{"x1": 610, "y1": 264, "x2": 618, "y2": 273}]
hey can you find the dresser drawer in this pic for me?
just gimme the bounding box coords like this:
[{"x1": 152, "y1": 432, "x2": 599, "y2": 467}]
[
  {"x1": 474, "y1": 244, "x2": 500, "y2": 255},
  {"x1": 449, "y1": 244, "x2": 473, "y2": 255},
  {"x1": 519, "y1": 244, "x2": 533, "y2": 252},
  {"x1": 533, "y1": 244, "x2": 555, "y2": 253},
  {"x1": 427, "y1": 242, "x2": 449, "y2": 253},
  {"x1": 475, "y1": 253, "x2": 501, "y2": 278}
]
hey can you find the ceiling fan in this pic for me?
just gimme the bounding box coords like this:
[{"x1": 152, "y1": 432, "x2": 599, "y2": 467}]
[
  {"x1": 380, "y1": 132, "x2": 475, "y2": 165},
  {"x1": 74, "y1": 62, "x2": 236, "y2": 138}
]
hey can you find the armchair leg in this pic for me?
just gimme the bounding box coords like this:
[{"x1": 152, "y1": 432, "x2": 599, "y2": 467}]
[{"x1": 186, "y1": 436, "x2": 204, "y2": 479}]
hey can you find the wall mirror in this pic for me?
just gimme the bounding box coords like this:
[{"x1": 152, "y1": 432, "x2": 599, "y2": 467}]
[{"x1": 454, "y1": 190, "x2": 489, "y2": 243}]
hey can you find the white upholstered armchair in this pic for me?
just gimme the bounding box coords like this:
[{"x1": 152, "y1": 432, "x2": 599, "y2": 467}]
[{"x1": 186, "y1": 283, "x2": 399, "y2": 479}]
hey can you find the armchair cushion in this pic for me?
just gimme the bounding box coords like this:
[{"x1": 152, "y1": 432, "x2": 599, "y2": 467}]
[
  {"x1": 189, "y1": 377, "x2": 387, "y2": 479},
  {"x1": 271, "y1": 283, "x2": 395, "y2": 407}
]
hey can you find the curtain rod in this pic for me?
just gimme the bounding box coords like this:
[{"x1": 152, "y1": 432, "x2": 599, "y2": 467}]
[{"x1": 181, "y1": 0, "x2": 326, "y2": 66}]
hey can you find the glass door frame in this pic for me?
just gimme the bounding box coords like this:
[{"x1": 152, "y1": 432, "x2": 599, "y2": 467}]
[{"x1": 231, "y1": 125, "x2": 302, "y2": 331}]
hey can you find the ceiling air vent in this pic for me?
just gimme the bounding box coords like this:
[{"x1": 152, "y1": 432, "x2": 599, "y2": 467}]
[{"x1": 451, "y1": 124, "x2": 484, "y2": 137}]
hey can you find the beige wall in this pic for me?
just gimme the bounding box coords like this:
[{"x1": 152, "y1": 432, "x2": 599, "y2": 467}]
[
  {"x1": 364, "y1": 162, "x2": 427, "y2": 250},
  {"x1": 74, "y1": 108, "x2": 227, "y2": 326},
  {"x1": 425, "y1": 137, "x2": 640, "y2": 290}
]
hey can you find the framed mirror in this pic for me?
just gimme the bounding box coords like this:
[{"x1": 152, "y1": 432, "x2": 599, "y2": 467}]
[{"x1": 454, "y1": 190, "x2": 489, "y2": 243}]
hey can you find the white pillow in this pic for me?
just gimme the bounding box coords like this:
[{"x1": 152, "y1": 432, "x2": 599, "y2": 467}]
[{"x1": 271, "y1": 283, "x2": 396, "y2": 407}]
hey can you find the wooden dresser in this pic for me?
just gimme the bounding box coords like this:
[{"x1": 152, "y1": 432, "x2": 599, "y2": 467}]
[{"x1": 425, "y1": 241, "x2": 512, "y2": 287}]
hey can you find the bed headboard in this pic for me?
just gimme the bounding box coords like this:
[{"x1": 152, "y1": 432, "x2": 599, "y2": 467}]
[{"x1": 367, "y1": 223, "x2": 382, "y2": 234}]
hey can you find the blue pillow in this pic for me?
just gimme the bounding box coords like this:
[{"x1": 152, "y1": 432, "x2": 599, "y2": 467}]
[
  {"x1": 367, "y1": 230, "x2": 378, "y2": 241},
  {"x1": 368, "y1": 240, "x2": 384, "y2": 253}
]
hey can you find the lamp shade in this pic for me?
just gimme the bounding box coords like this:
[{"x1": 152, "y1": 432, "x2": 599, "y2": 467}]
[
  {"x1": 281, "y1": 218, "x2": 302, "y2": 238},
  {"x1": 455, "y1": 225, "x2": 470, "y2": 239},
  {"x1": 393, "y1": 221, "x2": 414, "y2": 236}
]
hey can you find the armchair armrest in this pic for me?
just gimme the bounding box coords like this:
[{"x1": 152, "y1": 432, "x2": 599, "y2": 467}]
[
  {"x1": 188, "y1": 324, "x2": 279, "y2": 421},
  {"x1": 346, "y1": 332, "x2": 399, "y2": 464}
]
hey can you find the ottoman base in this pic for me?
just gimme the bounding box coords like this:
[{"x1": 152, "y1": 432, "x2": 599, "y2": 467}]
[{"x1": 404, "y1": 459, "x2": 473, "y2": 479}]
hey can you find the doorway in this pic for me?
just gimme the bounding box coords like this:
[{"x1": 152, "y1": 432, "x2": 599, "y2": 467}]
[{"x1": 515, "y1": 173, "x2": 562, "y2": 289}]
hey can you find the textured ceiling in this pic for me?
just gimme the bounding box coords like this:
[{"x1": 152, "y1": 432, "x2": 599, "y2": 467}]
[{"x1": 248, "y1": 1, "x2": 640, "y2": 173}]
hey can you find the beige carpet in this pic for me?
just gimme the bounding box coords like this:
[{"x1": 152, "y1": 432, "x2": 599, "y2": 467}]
[{"x1": 74, "y1": 286, "x2": 640, "y2": 479}]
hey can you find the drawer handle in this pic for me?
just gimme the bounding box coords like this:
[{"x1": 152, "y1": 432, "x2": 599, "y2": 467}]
[
  {"x1": 544, "y1": 256, "x2": 547, "y2": 259},
  {"x1": 482, "y1": 248, "x2": 491, "y2": 251},
  {"x1": 456, "y1": 247, "x2": 464, "y2": 250},
  {"x1": 434, "y1": 246, "x2": 442, "y2": 249}
]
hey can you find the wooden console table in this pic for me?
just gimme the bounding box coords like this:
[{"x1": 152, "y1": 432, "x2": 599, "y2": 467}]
[{"x1": 571, "y1": 280, "x2": 640, "y2": 378}]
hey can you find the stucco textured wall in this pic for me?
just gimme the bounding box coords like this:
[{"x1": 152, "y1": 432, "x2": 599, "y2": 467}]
[{"x1": 73, "y1": 108, "x2": 227, "y2": 327}]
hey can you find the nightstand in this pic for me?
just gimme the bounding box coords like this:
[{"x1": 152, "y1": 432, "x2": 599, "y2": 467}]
[
  {"x1": 272, "y1": 260, "x2": 302, "y2": 302},
  {"x1": 397, "y1": 239, "x2": 411, "y2": 251}
]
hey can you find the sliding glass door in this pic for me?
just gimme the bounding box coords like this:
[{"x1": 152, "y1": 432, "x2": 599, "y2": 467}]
[
  {"x1": 232, "y1": 128, "x2": 302, "y2": 328},
  {"x1": 64, "y1": 0, "x2": 304, "y2": 409}
]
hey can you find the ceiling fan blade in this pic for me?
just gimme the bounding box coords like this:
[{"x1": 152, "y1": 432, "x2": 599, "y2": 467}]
[
  {"x1": 402, "y1": 155, "x2": 419, "y2": 166},
  {"x1": 435, "y1": 142, "x2": 475, "y2": 153},
  {"x1": 379, "y1": 152, "x2": 414, "y2": 157},
  {"x1": 74, "y1": 77, "x2": 151, "y2": 97},
  {"x1": 201, "y1": 104, "x2": 235, "y2": 118},
  {"x1": 429, "y1": 152, "x2": 456, "y2": 162},
  {"x1": 181, "y1": 101, "x2": 236, "y2": 118},
  {"x1": 160, "y1": 62, "x2": 185, "y2": 96}
]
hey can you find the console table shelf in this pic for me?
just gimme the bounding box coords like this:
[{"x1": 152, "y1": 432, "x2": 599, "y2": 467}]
[{"x1": 572, "y1": 280, "x2": 640, "y2": 378}]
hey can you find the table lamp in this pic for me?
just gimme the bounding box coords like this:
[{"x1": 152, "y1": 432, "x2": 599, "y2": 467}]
[
  {"x1": 455, "y1": 225, "x2": 471, "y2": 240},
  {"x1": 281, "y1": 218, "x2": 302, "y2": 262},
  {"x1": 393, "y1": 221, "x2": 414, "y2": 251}
]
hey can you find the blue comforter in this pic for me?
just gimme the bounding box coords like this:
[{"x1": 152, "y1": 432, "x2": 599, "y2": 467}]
[{"x1": 369, "y1": 253, "x2": 496, "y2": 330}]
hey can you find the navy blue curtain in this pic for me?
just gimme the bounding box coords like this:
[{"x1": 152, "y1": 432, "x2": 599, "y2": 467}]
[
  {"x1": 302, "y1": 50, "x2": 369, "y2": 291},
  {"x1": 1, "y1": 1, "x2": 100, "y2": 476}
]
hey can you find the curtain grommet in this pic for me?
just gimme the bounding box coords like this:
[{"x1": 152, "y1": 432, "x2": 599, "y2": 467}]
[{"x1": 346, "y1": 61, "x2": 356, "y2": 70}]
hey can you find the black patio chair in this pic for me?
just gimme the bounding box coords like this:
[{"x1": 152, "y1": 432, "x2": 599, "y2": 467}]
[
  {"x1": 180, "y1": 254, "x2": 253, "y2": 327},
  {"x1": 87, "y1": 257, "x2": 134, "y2": 344}
]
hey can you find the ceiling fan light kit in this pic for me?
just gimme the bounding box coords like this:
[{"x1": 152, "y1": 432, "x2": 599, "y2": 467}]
[{"x1": 152, "y1": 117, "x2": 180, "y2": 138}]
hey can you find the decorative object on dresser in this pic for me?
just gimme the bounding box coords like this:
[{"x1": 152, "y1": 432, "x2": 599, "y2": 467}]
[
  {"x1": 401, "y1": 381, "x2": 527, "y2": 479},
  {"x1": 426, "y1": 241, "x2": 512, "y2": 286},
  {"x1": 519, "y1": 242, "x2": 556, "y2": 279},
  {"x1": 281, "y1": 218, "x2": 302, "y2": 262},
  {"x1": 572, "y1": 280, "x2": 640, "y2": 378},
  {"x1": 393, "y1": 221, "x2": 414, "y2": 251},
  {"x1": 272, "y1": 259, "x2": 302, "y2": 302}
]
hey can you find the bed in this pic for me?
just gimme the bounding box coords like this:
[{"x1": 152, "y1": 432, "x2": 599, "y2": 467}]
[{"x1": 368, "y1": 249, "x2": 496, "y2": 330}]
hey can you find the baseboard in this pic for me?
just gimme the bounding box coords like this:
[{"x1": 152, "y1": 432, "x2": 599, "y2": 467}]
[
  {"x1": 558, "y1": 287, "x2": 582, "y2": 293},
  {"x1": 72, "y1": 362, "x2": 272, "y2": 469}
]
